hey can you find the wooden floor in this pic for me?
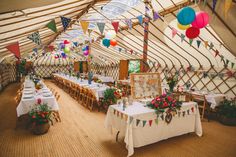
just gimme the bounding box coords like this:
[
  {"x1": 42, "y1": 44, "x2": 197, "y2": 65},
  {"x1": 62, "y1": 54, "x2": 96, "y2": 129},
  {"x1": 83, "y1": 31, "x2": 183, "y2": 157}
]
[{"x1": 0, "y1": 81, "x2": 236, "y2": 157}]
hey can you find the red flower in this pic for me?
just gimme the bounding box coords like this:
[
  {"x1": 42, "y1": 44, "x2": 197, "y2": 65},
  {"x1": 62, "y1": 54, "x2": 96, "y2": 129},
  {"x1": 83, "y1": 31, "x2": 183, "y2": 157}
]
[
  {"x1": 32, "y1": 115, "x2": 36, "y2": 119},
  {"x1": 167, "y1": 96, "x2": 172, "y2": 101},
  {"x1": 163, "y1": 102, "x2": 168, "y2": 107},
  {"x1": 37, "y1": 98, "x2": 42, "y2": 104},
  {"x1": 41, "y1": 114, "x2": 45, "y2": 118}
]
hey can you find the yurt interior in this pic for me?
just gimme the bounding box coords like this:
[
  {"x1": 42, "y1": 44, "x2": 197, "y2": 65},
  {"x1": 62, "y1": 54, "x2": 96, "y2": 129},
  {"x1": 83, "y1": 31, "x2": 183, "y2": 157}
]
[{"x1": 0, "y1": 0, "x2": 236, "y2": 157}]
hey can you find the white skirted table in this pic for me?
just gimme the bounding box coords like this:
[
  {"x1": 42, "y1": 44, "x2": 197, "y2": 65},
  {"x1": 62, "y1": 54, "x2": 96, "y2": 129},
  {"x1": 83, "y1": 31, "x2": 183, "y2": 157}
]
[
  {"x1": 105, "y1": 101, "x2": 202, "y2": 156},
  {"x1": 17, "y1": 79, "x2": 59, "y2": 117}
]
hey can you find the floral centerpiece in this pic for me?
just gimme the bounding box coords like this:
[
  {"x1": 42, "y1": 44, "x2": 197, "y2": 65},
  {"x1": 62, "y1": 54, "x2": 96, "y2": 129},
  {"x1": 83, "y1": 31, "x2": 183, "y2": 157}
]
[
  {"x1": 147, "y1": 94, "x2": 182, "y2": 124},
  {"x1": 166, "y1": 73, "x2": 178, "y2": 93},
  {"x1": 96, "y1": 79, "x2": 102, "y2": 83},
  {"x1": 114, "y1": 88, "x2": 126, "y2": 99},
  {"x1": 29, "y1": 98, "x2": 52, "y2": 135}
]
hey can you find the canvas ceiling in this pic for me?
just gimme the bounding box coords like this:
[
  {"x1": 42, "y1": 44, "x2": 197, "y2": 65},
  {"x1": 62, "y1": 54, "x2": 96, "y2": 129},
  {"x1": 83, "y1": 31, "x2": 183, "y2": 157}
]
[{"x1": 0, "y1": 0, "x2": 235, "y2": 69}]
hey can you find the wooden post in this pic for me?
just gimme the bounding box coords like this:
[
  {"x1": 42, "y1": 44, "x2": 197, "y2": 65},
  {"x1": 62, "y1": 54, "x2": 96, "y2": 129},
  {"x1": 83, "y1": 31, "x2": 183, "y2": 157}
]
[{"x1": 142, "y1": 0, "x2": 150, "y2": 72}]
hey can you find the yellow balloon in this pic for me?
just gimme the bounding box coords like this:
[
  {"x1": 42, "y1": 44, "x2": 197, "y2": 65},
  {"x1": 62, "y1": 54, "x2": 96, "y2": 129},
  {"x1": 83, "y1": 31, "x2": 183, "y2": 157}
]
[{"x1": 177, "y1": 23, "x2": 190, "y2": 30}]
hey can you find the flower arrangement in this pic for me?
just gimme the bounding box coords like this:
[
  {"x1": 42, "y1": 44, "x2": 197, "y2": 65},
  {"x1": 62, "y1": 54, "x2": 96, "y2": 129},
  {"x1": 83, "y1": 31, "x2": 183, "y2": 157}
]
[
  {"x1": 114, "y1": 88, "x2": 126, "y2": 99},
  {"x1": 166, "y1": 73, "x2": 179, "y2": 93},
  {"x1": 96, "y1": 79, "x2": 102, "y2": 83},
  {"x1": 29, "y1": 98, "x2": 52, "y2": 126},
  {"x1": 147, "y1": 94, "x2": 182, "y2": 118}
]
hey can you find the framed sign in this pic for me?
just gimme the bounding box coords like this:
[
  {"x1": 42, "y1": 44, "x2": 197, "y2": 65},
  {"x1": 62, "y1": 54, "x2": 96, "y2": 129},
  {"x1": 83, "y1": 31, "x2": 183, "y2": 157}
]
[{"x1": 130, "y1": 72, "x2": 161, "y2": 99}]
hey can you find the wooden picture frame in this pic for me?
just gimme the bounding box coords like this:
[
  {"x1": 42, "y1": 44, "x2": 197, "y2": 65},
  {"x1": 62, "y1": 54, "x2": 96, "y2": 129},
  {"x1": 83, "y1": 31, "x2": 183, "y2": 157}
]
[{"x1": 130, "y1": 72, "x2": 161, "y2": 99}]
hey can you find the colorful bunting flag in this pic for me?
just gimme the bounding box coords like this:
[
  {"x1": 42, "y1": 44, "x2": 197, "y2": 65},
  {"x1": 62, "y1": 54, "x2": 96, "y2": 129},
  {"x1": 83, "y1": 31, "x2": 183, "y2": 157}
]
[
  {"x1": 231, "y1": 62, "x2": 235, "y2": 69},
  {"x1": 203, "y1": 71, "x2": 208, "y2": 78},
  {"x1": 180, "y1": 34, "x2": 185, "y2": 42},
  {"x1": 153, "y1": 11, "x2": 159, "y2": 21},
  {"x1": 112, "y1": 21, "x2": 119, "y2": 33},
  {"x1": 137, "y1": 15, "x2": 143, "y2": 25},
  {"x1": 204, "y1": 41, "x2": 208, "y2": 48},
  {"x1": 73, "y1": 42, "x2": 78, "y2": 47},
  {"x1": 46, "y1": 19, "x2": 57, "y2": 33},
  {"x1": 196, "y1": 40, "x2": 201, "y2": 48},
  {"x1": 125, "y1": 19, "x2": 132, "y2": 29},
  {"x1": 27, "y1": 31, "x2": 41, "y2": 45},
  {"x1": 80, "y1": 21, "x2": 89, "y2": 34},
  {"x1": 212, "y1": 0, "x2": 217, "y2": 13},
  {"x1": 172, "y1": 28, "x2": 177, "y2": 38},
  {"x1": 209, "y1": 42, "x2": 214, "y2": 50},
  {"x1": 33, "y1": 48, "x2": 38, "y2": 53},
  {"x1": 118, "y1": 48, "x2": 122, "y2": 52},
  {"x1": 143, "y1": 120, "x2": 147, "y2": 127},
  {"x1": 204, "y1": 0, "x2": 207, "y2": 6},
  {"x1": 136, "y1": 119, "x2": 141, "y2": 126},
  {"x1": 226, "y1": 59, "x2": 229, "y2": 65},
  {"x1": 97, "y1": 22, "x2": 105, "y2": 35},
  {"x1": 6, "y1": 42, "x2": 20, "y2": 59},
  {"x1": 224, "y1": 0, "x2": 233, "y2": 17},
  {"x1": 129, "y1": 116, "x2": 134, "y2": 124},
  {"x1": 61, "y1": 16, "x2": 71, "y2": 31},
  {"x1": 220, "y1": 55, "x2": 224, "y2": 62},
  {"x1": 214, "y1": 50, "x2": 219, "y2": 57},
  {"x1": 149, "y1": 120, "x2": 153, "y2": 126},
  {"x1": 189, "y1": 39, "x2": 193, "y2": 46}
]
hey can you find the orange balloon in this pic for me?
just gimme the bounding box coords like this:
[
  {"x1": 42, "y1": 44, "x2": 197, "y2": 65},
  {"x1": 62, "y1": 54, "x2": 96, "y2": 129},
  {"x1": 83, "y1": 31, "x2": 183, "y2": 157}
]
[{"x1": 110, "y1": 39, "x2": 117, "y2": 46}]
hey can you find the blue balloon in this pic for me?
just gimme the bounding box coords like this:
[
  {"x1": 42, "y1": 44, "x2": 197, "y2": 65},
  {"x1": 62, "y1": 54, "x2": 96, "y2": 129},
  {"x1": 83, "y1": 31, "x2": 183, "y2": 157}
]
[
  {"x1": 102, "y1": 38, "x2": 110, "y2": 48},
  {"x1": 177, "y1": 7, "x2": 196, "y2": 25}
]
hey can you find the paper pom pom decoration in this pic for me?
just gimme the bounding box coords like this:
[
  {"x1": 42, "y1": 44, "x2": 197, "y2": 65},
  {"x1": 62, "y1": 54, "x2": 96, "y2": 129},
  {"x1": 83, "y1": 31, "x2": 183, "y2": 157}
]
[
  {"x1": 177, "y1": 7, "x2": 196, "y2": 25},
  {"x1": 191, "y1": 11, "x2": 209, "y2": 29},
  {"x1": 110, "y1": 39, "x2": 117, "y2": 46},
  {"x1": 185, "y1": 27, "x2": 200, "y2": 39},
  {"x1": 102, "y1": 38, "x2": 110, "y2": 47},
  {"x1": 177, "y1": 23, "x2": 190, "y2": 30},
  {"x1": 63, "y1": 47, "x2": 70, "y2": 53},
  {"x1": 64, "y1": 40, "x2": 70, "y2": 44},
  {"x1": 59, "y1": 43, "x2": 65, "y2": 49}
]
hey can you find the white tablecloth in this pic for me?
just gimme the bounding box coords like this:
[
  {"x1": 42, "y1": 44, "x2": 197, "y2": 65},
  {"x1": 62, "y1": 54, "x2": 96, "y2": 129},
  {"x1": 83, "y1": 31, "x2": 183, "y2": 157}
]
[
  {"x1": 94, "y1": 74, "x2": 114, "y2": 83},
  {"x1": 105, "y1": 101, "x2": 202, "y2": 156},
  {"x1": 17, "y1": 80, "x2": 59, "y2": 117},
  {"x1": 54, "y1": 74, "x2": 109, "y2": 100}
]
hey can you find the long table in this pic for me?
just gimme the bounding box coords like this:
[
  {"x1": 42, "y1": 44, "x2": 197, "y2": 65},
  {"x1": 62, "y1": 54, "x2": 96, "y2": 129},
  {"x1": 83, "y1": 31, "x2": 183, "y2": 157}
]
[
  {"x1": 105, "y1": 101, "x2": 202, "y2": 156},
  {"x1": 53, "y1": 73, "x2": 109, "y2": 100},
  {"x1": 17, "y1": 79, "x2": 59, "y2": 117}
]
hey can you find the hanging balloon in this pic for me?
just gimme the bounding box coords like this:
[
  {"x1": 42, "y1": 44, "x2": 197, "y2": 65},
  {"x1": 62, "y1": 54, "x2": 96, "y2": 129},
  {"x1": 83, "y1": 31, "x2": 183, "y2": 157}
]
[
  {"x1": 64, "y1": 47, "x2": 70, "y2": 53},
  {"x1": 177, "y1": 7, "x2": 196, "y2": 25},
  {"x1": 61, "y1": 53, "x2": 67, "y2": 58},
  {"x1": 191, "y1": 11, "x2": 209, "y2": 29},
  {"x1": 60, "y1": 43, "x2": 65, "y2": 49},
  {"x1": 185, "y1": 27, "x2": 200, "y2": 39},
  {"x1": 177, "y1": 23, "x2": 190, "y2": 30},
  {"x1": 110, "y1": 39, "x2": 117, "y2": 46},
  {"x1": 83, "y1": 50, "x2": 89, "y2": 56},
  {"x1": 64, "y1": 40, "x2": 70, "y2": 44},
  {"x1": 102, "y1": 38, "x2": 110, "y2": 48}
]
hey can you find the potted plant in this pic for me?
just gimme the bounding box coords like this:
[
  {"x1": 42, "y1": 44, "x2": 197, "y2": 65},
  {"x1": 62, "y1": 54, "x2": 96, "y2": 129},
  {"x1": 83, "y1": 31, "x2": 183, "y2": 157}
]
[
  {"x1": 216, "y1": 98, "x2": 236, "y2": 126},
  {"x1": 29, "y1": 98, "x2": 52, "y2": 135},
  {"x1": 102, "y1": 88, "x2": 116, "y2": 111}
]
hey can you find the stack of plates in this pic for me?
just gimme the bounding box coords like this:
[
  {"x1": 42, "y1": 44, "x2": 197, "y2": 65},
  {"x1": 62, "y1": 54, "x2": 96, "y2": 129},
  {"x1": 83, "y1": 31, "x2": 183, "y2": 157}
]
[{"x1": 23, "y1": 94, "x2": 34, "y2": 99}]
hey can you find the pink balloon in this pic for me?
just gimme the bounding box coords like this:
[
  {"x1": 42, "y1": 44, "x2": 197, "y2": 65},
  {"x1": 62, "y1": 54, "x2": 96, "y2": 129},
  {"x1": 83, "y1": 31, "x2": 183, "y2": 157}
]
[
  {"x1": 83, "y1": 50, "x2": 89, "y2": 56},
  {"x1": 191, "y1": 11, "x2": 209, "y2": 29}
]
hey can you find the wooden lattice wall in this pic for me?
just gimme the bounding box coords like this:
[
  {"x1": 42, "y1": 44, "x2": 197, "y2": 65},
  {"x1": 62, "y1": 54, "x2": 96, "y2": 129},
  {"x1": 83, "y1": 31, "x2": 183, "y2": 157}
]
[
  {"x1": 0, "y1": 64, "x2": 16, "y2": 91},
  {"x1": 92, "y1": 64, "x2": 236, "y2": 98},
  {"x1": 34, "y1": 65, "x2": 70, "y2": 78}
]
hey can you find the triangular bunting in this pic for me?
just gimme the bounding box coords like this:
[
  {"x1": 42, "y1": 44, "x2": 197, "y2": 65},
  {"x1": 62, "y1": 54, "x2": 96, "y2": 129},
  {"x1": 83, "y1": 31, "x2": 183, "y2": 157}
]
[
  {"x1": 136, "y1": 119, "x2": 140, "y2": 126},
  {"x1": 27, "y1": 31, "x2": 41, "y2": 45},
  {"x1": 212, "y1": 0, "x2": 218, "y2": 13},
  {"x1": 204, "y1": 41, "x2": 208, "y2": 48},
  {"x1": 129, "y1": 116, "x2": 134, "y2": 124},
  {"x1": 60, "y1": 16, "x2": 71, "y2": 31},
  {"x1": 46, "y1": 19, "x2": 57, "y2": 33},
  {"x1": 33, "y1": 48, "x2": 38, "y2": 53},
  {"x1": 125, "y1": 19, "x2": 132, "y2": 29},
  {"x1": 149, "y1": 120, "x2": 153, "y2": 126},
  {"x1": 226, "y1": 59, "x2": 229, "y2": 65},
  {"x1": 172, "y1": 28, "x2": 177, "y2": 38},
  {"x1": 204, "y1": 0, "x2": 207, "y2": 6},
  {"x1": 220, "y1": 55, "x2": 224, "y2": 62},
  {"x1": 143, "y1": 120, "x2": 147, "y2": 127},
  {"x1": 112, "y1": 21, "x2": 119, "y2": 33},
  {"x1": 214, "y1": 50, "x2": 219, "y2": 57},
  {"x1": 6, "y1": 42, "x2": 20, "y2": 59},
  {"x1": 153, "y1": 11, "x2": 159, "y2": 21},
  {"x1": 73, "y1": 42, "x2": 78, "y2": 47},
  {"x1": 180, "y1": 34, "x2": 185, "y2": 42},
  {"x1": 209, "y1": 42, "x2": 214, "y2": 50},
  {"x1": 189, "y1": 39, "x2": 193, "y2": 46},
  {"x1": 231, "y1": 62, "x2": 235, "y2": 69},
  {"x1": 97, "y1": 22, "x2": 105, "y2": 35},
  {"x1": 80, "y1": 21, "x2": 89, "y2": 34},
  {"x1": 88, "y1": 29, "x2": 93, "y2": 36},
  {"x1": 224, "y1": 0, "x2": 233, "y2": 17},
  {"x1": 137, "y1": 15, "x2": 143, "y2": 25},
  {"x1": 155, "y1": 119, "x2": 158, "y2": 125},
  {"x1": 196, "y1": 40, "x2": 201, "y2": 48}
]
